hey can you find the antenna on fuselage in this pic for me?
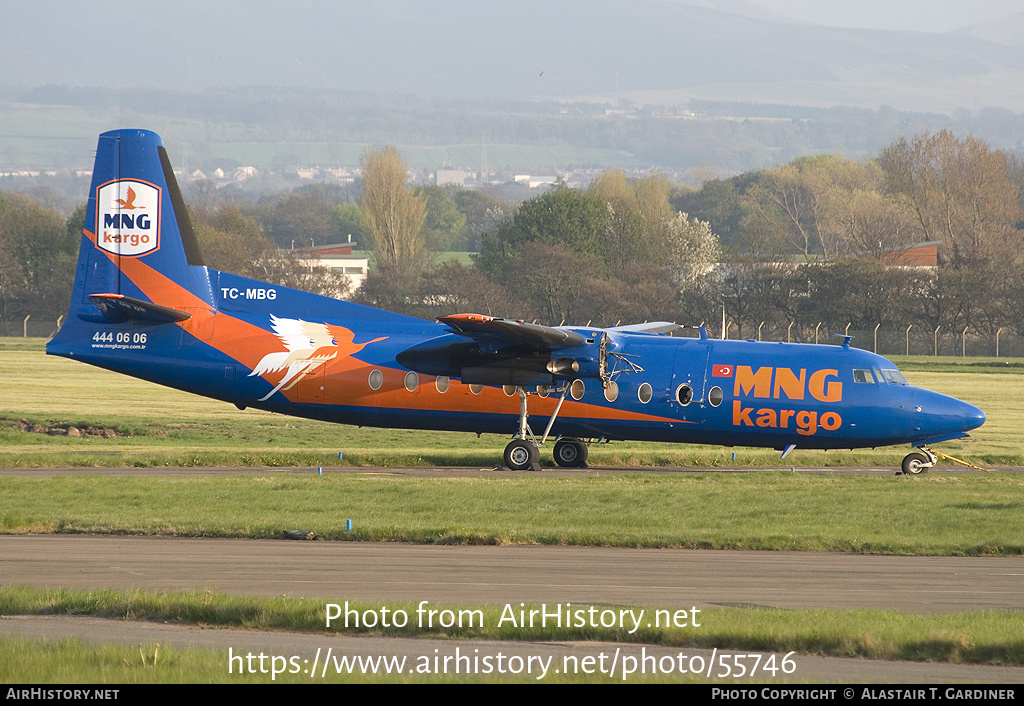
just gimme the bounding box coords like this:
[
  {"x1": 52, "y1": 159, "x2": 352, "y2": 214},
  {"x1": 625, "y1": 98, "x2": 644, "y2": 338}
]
[{"x1": 832, "y1": 334, "x2": 853, "y2": 350}]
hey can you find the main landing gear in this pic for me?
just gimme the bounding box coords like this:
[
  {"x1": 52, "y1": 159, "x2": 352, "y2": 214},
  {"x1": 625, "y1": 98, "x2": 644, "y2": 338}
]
[
  {"x1": 553, "y1": 438, "x2": 589, "y2": 468},
  {"x1": 503, "y1": 439, "x2": 540, "y2": 472},
  {"x1": 501, "y1": 385, "x2": 589, "y2": 471}
]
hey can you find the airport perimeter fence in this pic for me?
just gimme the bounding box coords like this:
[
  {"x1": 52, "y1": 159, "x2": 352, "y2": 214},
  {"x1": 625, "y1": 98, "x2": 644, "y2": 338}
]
[
  {"x1": 843, "y1": 328, "x2": 1024, "y2": 358},
  {"x1": 687, "y1": 324, "x2": 1024, "y2": 359},
  {"x1": 0, "y1": 318, "x2": 64, "y2": 339},
  {"x1": 4, "y1": 317, "x2": 1024, "y2": 358}
]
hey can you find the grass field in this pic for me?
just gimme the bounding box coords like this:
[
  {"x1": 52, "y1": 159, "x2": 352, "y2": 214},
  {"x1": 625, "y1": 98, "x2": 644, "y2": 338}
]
[
  {"x1": 1, "y1": 637, "x2": 688, "y2": 684},
  {"x1": 4, "y1": 587, "x2": 1023, "y2": 671},
  {"x1": 2, "y1": 338, "x2": 1022, "y2": 469},
  {"x1": 3, "y1": 338, "x2": 1023, "y2": 682},
  {"x1": 0, "y1": 103, "x2": 644, "y2": 173},
  {"x1": 2, "y1": 473, "x2": 1023, "y2": 554},
  {"x1": 2, "y1": 338, "x2": 1023, "y2": 554}
]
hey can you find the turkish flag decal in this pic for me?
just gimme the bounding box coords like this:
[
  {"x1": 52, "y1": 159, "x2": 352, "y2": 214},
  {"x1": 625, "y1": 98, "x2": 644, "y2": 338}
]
[{"x1": 712, "y1": 364, "x2": 734, "y2": 377}]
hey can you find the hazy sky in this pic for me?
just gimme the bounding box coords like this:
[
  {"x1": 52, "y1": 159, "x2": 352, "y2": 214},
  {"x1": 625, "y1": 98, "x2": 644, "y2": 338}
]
[
  {"x1": 749, "y1": 0, "x2": 1024, "y2": 32},
  {"x1": 3, "y1": 1, "x2": 1023, "y2": 111}
]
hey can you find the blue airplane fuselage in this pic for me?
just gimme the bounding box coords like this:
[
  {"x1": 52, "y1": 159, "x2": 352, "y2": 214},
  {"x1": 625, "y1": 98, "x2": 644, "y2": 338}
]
[{"x1": 46, "y1": 129, "x2": 985, "y2": 466}]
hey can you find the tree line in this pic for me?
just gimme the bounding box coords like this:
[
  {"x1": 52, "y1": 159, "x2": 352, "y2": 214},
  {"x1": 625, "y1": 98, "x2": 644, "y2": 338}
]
[
  {"x1": 673, "y1": 130, "x2": 1024, "y2": 344},
  {"x1": 3, "y1": 130, "x2": 1023, "y2": 353},
  {"x1": 354, "y1": 131, "x2": 1024, "y2": 351}
]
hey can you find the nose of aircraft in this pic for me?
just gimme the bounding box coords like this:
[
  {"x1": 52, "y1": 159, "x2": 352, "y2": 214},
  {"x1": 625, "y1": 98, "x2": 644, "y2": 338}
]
[
  {"x1": 964, "y1": 401, "x2": 987, "y2": 431},
  {"x1": 913, "y1": 389, "x2": 986, "y2": 437}
]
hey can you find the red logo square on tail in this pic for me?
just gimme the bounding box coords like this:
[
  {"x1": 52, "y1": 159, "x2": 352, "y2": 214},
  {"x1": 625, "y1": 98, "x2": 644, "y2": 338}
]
[{"x1": 712, "y1": 364, "x2": 734, "y2": 377}]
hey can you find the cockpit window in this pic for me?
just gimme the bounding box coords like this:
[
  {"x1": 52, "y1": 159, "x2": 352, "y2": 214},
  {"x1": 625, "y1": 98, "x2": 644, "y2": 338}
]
[
  {"x1": 852, "y1": 369, "x2": 874, "y2": 383},
  {"x1": 880, "y1": 369, "x2": 907, "y2": 385}
]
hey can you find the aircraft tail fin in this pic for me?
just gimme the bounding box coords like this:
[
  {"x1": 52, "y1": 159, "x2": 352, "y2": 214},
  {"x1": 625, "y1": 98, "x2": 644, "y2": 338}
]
[
  {"x1": 48, "y1": 128, "x2": 226, "y2": 364},
  {"x1": 48, "y1": 128, "x2": 417, "y2": 387},
  {"x1": 62, "y1": 129, "x2": 215, "y2": 322}
]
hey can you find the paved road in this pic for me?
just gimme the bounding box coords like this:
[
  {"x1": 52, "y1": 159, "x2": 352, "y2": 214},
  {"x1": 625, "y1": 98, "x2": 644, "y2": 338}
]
[
  {"x1": 3, "y1": 463, "x2": 1022, "y2": 683},
  {"x1": 3, "y1": 536, "x2": 1024, "y2": 683},
  {"x1": 4, "y1": 615, "x2": 1023, "y2": 684},
  {"x1": 3, "y1": 535, "x2": 1024, "y2": 613}
]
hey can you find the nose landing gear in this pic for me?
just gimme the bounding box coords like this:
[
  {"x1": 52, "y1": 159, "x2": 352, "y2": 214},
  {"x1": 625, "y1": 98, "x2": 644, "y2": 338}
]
[
  {"x1": 901, "y1": 447, "x2": 991, "y2": 475},
  {"x1": 901, "y1": 449, "x2": 935, "y2": 475}
]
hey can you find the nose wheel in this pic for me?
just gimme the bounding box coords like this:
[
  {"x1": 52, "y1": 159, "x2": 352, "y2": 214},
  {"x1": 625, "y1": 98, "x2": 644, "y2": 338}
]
[
  {"x1": 901, "y1": 447, "x2": 990, "y2": 475},
  {"x1": 901, "y1": 448, "x2": 936, "y2": 475}
]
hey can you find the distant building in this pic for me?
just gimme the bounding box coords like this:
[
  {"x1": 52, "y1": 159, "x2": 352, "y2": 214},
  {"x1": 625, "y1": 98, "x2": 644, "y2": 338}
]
[
  {"x1": 233, "y1": 166, "x2": 258, "y2": 182},
  {"x1": 514, "y1": 174, "x2": 558, "y2": 188},
  {"x1": 324, "y1": 168, "x2": 356, "y2": 183},
  {"x1": 435, "y1": 169, "x2": 466, "y2": 186},
  {"x1": 881, "y1": 241, "x2": 940, "y2": 268},
  {"x1": 290, "y1": 241, "x2": 369, "y2": 290}
]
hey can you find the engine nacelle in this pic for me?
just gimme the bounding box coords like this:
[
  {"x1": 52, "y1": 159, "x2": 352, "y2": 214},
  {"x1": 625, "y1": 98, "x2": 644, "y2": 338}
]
[{"x1": 546, "y1": 357, "x2": 579, "y2": 377}]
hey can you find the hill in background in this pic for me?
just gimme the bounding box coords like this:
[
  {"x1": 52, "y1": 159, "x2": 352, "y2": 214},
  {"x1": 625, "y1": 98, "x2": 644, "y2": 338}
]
[{"x1": 2, "y1": 0, "x2": 1023, "y2": 112}]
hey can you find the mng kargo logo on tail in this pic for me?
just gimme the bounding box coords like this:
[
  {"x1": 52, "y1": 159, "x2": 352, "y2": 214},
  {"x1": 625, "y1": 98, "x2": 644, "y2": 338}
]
[{"x1": 96, "y1": 180, "x2": 161, "y2": 257}]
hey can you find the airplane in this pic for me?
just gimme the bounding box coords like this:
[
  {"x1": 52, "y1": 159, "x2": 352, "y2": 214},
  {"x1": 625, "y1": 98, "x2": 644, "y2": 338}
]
[{"x1": 47, "y1": 129, "x2": 986, "y2": 475}]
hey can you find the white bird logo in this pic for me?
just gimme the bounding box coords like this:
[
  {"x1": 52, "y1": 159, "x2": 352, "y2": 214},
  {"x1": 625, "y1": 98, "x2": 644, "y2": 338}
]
[{"x1": 249, "y1": 315, "x2": 385, "y2": 401}]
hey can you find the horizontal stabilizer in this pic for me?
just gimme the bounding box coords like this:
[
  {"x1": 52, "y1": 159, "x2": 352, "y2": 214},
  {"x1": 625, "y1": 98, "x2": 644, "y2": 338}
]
[
  {"x1": 88, "y1": 293, "x2": 192, "y2": 323},
  {"x1": 438, "y1": 313, "x2": 585, "y2": 351}
]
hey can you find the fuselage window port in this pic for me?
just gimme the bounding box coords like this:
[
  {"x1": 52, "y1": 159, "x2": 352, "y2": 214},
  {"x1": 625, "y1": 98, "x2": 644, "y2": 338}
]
[
  {"x1": 502, "y1": 384, "x2": 517, "y2": 397},
  {"x1": 368, "y1": 369, "x2": 383, "y2": 390},
  {"x1": 638, "y1": 382, "x2": 653, "y2": 404},
  {"x1": 604, "y1": 380, "x2": 619, "y2": 402},
  {"x1": 469, "y1": 383, "x2": 483, "y2": 395},
  {"x1": 404, "y1": 371, "x2": 419, "y2": 392},
  {"x1": 435, "y1": 375, "x2": 450, "y2": 393},
  {"x1": 537, "y1": 385, "x2": 551, "y2": 398},
  {"x1": 570, "y1": 379, "x2": 586, "y2": 400},
  {"x1": 709, "y1": 386, "x2": 724, "y2": 407},
  {"x1": 676, "y1": 383, "x2": 693, "y2": 406}
]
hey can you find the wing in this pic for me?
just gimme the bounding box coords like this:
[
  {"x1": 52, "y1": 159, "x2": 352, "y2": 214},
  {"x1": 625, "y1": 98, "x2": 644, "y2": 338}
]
[
  {"x1": 396, "y1": 313, "x2": 585, "y2": 386},
  {"x1": 605, "y1": 321, "x2": 681, "y2": 335},
  {"x1": 437, "y1": 313, "x2": 585, "y2": 352},
  {"x1": 400, "y1": 313, "x2": 677, "y2": 387}
]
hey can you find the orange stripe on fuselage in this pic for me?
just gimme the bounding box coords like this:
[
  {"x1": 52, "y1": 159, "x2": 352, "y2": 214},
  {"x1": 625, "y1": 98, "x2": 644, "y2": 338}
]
[
  {"x1": 319, "y1": 362, "x2": 690, "y2": 424},
  {"x1": 86, "y1": 229, "x2": 688, "y2": 426},
  {"x1": 85, "y1": 229, "x2": 283, "y2": 371}
]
